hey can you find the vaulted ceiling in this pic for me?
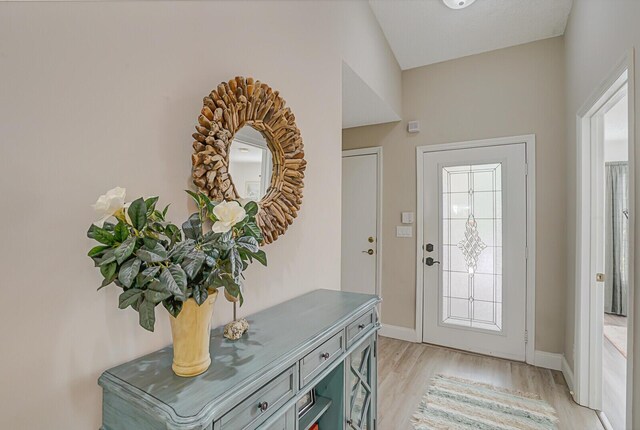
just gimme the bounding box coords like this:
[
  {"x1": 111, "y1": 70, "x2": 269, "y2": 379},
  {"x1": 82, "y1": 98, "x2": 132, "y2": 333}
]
[{"x1": 369, "y1": 0, "x2": 573, "y2": 70}]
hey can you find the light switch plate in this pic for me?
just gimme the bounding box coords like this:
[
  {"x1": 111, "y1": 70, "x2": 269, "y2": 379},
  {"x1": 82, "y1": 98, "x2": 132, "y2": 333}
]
[
  {"x1": 396, "y1": 226, "x2": 413, "y2": 238},
  {"x1": 401, "y1": 212, "x2": 414, "y2": 224}
]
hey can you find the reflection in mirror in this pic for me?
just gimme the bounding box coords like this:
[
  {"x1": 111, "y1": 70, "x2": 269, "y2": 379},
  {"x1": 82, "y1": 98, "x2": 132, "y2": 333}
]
[{"x1": 228, "y1": 126, "x2": 272, "y2": 200}]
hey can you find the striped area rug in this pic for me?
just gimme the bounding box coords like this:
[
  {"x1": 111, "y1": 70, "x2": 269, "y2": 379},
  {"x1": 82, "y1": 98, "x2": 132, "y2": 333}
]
[{"x1": 411, "y1": 374, "x2": 559, "y2": 430}]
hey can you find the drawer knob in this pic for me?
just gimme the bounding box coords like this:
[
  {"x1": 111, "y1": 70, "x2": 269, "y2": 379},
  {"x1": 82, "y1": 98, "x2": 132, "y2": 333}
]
[
  {"x1": 258, "y1": 401, "x2": 269, "y2": 412},
  {"x1": 320, "y1": 352, "x2": 330, "y2": 360},
  {"x1": 358, "y1": 323, "x2": 366, "y2": 330}
]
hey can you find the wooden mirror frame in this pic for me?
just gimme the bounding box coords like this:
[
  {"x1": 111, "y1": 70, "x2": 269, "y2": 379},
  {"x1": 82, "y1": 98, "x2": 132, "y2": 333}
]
[{"x1": 191, "y1": 76, "x2": 306, "y2": 244}]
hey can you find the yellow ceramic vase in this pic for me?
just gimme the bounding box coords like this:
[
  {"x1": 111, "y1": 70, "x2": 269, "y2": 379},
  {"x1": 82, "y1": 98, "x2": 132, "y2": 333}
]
[{"x1": 169, "y1": 289, "x2": 218, "y2": 377}]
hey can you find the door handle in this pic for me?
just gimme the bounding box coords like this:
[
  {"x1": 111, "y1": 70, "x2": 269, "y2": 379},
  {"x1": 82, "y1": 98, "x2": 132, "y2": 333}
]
[
  {"x1": 362, "y1": 249, "x2": 374, "y2": 255},
  {"x1": 425, "y1": 257, "x2": 440, "y2": 266}
]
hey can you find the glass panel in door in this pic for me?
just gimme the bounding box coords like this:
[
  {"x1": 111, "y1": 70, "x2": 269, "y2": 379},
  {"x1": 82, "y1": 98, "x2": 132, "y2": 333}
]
[{"x1": 441, "y1": 163, "x2": 503, "y2": 332}]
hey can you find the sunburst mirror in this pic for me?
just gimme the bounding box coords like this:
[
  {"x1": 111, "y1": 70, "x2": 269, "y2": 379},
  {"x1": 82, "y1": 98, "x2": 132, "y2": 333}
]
[{"x1": 191, "y1": 76, "x2": 306, "y2": 244}]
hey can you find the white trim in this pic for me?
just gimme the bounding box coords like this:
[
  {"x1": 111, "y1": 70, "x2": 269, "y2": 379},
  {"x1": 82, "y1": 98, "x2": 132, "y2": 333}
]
[
  {"x1": 562, "y1": 355, "x2": 575, "y2": 393},
  {"x1": 573, "y1": 51, "x2": 634, "y2": 415},
  {"x1": 416, "y1": 146, "x2": 425, "y2": 352},
  {"x1": 415, "y1": 134, "x2": 537, "y2": 364},
  {"x1": 533, "y1": 350, "x2": 563, "y2": 371},
  {"x1": 379, "y1": 324, "x2": 419, "y2": 343},
  {"x1": 626, "y1": 47, "x2": 635, "y2": 430},
  {"x1": 341, "y1": 147, "x2": 384, "y2": 303}
]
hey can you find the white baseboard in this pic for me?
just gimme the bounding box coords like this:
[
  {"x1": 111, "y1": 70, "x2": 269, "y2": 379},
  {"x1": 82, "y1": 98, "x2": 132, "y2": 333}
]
[
  {"x1": 380, "y1": 324, "x2": 419, "y2": 343},
  {"x1": 534, "y1": 350, "x2": 563, "y2": 371},
  {"x1": 561, "y1": 355, "x2": 575, "y2": 392}
]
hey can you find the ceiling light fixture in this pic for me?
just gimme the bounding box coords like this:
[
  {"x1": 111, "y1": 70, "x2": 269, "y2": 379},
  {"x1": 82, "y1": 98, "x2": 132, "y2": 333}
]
[{"x1": 443, "y1": 0, "x2": 477, "y2": 9}]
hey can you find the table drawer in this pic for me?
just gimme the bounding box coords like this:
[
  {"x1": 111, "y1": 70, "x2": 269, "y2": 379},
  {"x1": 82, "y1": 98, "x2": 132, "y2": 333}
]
[
  {"x1": 346, "y1": 309, "x2": 375, "y2": 347},
  {"x1": 299, "y1": 331, "x2": 343, "y2": 388},
  {"x1": 219, "y1": 367, "x2": 295, "y2": 430}
]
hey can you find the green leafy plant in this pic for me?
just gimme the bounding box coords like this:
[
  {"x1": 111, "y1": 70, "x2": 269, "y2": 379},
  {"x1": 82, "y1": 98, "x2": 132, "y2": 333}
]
[{"x1": 87, "y1": 188, "x2": 266, "y2": 331}]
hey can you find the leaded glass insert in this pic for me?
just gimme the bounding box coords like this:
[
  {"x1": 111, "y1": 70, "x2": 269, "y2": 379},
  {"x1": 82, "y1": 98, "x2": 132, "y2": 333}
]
[
  {"x1": 441, "y1": 163, "x2": 503, "y2": 332},
  {"x1": 458, "y1": 214, "x2": 486, "y2": 274}
]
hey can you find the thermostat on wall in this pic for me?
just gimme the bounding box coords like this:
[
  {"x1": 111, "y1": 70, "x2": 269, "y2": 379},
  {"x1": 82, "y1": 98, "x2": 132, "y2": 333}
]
[
  {"x1": 401, "y1": 212, "x2": 414, "y2": 224},
  {"x1": 407, "y1": 121, "x2": 420, "y2": 133}
]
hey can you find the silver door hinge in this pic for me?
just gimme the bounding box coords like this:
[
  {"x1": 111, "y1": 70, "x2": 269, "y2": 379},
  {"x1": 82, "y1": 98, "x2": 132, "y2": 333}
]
[{"x1": 524, "y1": 330, "x2": 529, "y2": 344}]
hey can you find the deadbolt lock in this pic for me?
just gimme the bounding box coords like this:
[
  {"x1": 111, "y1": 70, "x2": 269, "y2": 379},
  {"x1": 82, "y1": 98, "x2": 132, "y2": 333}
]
[
  {"x1": 368, "y1": 236, "x2": 375, "y2": 243},
  {"x1": 596, "y1": 273, "x2": 605, "y2": 282}
]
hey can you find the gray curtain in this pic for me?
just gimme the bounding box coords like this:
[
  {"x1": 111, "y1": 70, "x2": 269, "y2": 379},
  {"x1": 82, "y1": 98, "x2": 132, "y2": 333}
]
[{"x1": 604, "y1": 162, "x2": 629, "y2": 316}]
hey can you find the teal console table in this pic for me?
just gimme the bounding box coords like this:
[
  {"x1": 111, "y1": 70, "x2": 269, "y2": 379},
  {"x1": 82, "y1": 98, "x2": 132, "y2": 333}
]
[{"x1": 99, "y1": 289, "x2": 381, "y2": 430}]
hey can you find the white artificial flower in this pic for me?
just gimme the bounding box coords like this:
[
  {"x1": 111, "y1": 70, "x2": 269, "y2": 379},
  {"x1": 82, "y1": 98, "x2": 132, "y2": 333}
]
[
  {"x1": 92, "y1": 187, "x2": 127, "y2": 227},
  {"x1": 211, "y1": 200, "x2": 247, "y2": 233}
]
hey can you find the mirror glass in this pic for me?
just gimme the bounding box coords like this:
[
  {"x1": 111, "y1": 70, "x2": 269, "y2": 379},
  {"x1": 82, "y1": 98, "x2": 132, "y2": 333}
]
[{"x1": 228, "y1": 126, "x2": 273, "y2": 200}]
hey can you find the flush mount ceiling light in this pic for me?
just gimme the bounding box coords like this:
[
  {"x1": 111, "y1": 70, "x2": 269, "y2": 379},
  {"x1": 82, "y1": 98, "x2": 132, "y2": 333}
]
[{"x1": 443, "y1": 0, "x2": 477, "y2": 9}]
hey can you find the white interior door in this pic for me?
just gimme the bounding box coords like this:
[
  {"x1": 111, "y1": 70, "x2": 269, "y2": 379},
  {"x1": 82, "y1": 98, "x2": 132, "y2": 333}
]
[
  {"x1": 342, "y1": 149, "x2": 380, "y2": 295},
  {"x1": 421, "y1": 143, "x2": 527, "y2": 361}
]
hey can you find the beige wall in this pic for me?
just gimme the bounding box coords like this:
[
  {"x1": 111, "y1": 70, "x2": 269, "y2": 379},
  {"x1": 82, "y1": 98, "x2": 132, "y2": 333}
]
[
  {"x1": 343, "y1": 37, "x2": 567, "y2": 353},
  {"x1": 562, "y1": 0, "x2": 640, "y2": 425},
  {"x1": 339, "y1": 1, "x2": 403, "y2": 118},
  {"x1": 0, "y1": 1, "x2": 398, "y2": 428}
]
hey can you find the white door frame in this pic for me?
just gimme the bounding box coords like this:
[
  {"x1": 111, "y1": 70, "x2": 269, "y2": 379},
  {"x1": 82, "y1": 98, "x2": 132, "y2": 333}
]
[
  {"x1": 342, "y1": 146, "x2": 384, "y2": 300},
  {"x1": 416, "y1": 135, "x2": 537, "y2": 364},
  {"x1": 573, "y1": 50, "x2": 635, "y2": 418}
]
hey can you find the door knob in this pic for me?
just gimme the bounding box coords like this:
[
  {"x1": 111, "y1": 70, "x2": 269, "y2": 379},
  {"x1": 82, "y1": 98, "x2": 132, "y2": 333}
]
[
  {"x1": 362, "y1": 249, "x2": 374, "y2": 255},
  {"x1": 425, "y1": 257, "x2": 440, "y2": 266}
]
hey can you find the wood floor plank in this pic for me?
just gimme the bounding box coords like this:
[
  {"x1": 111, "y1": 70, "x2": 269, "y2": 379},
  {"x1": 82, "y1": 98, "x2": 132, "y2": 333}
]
[
  {"x1": 377, "y1": 336, "x2": 603, "y2": 430},
  {"x1": 602, "y1": 336, "x2": 626, "y2": 430}
]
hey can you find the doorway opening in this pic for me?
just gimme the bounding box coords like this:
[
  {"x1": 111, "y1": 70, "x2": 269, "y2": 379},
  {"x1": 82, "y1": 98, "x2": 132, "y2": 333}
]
[
  {"x1": 574, "y1": 54, "x2": 634, "y2": 430},
  {"x1": 601, "y1": 87, "x2": 629, "y2": 430}
]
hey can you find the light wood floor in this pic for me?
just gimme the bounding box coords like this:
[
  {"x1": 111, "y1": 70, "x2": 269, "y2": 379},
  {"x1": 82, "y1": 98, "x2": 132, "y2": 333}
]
[
  {"x1": 603, "y1": 336, "x2": 626, "y2": 430},
  {"x1": 377, "y1": 336, "x2": 603, "y2": 430},
  {"x1": 603, "y1": 313, "x2": 627, "y2": 430}
]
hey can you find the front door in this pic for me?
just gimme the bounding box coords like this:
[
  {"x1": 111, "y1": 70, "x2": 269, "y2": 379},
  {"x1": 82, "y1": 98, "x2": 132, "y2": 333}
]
[
  {"x1": 342, "y1": 149, "x2": 380, "y2": 295},
  {"x1": 421, "y1": 143, "x2": 527, "y2": 361}
]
